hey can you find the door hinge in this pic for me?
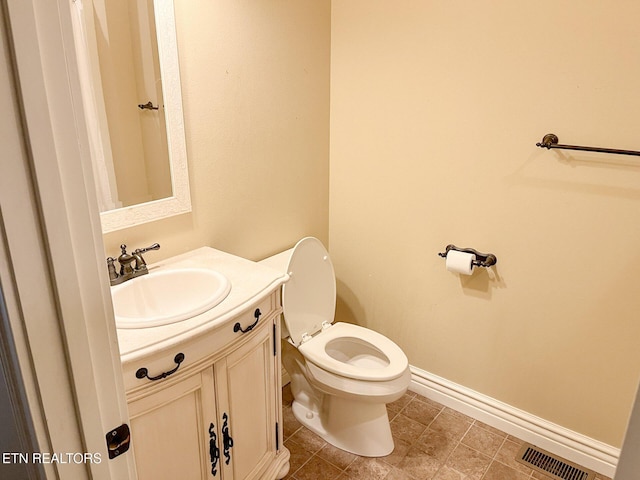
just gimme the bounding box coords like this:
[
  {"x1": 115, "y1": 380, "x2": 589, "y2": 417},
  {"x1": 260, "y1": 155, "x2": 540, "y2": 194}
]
[
  {"x1": 105, "y1": 424, "x2": 131, "y2": 459},
  {"x1": 275, "y1": 422, "x2": 279, "y2": 451},
  {"x1": 272, "y1": 323, "x2": 277, "y2": 356}
]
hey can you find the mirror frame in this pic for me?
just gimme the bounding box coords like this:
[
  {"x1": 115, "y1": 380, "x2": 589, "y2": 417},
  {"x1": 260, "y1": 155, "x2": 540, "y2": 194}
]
[{"x1": 95, "y1": 0, "x2": 191, "y2": 233}]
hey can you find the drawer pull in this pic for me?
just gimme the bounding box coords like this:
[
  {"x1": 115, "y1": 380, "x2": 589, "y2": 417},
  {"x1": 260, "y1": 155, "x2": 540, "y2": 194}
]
[
  {"x1": 233, "y1": 308, "x2": 262, "y2": 334},
  {"x1": 135, "y1": 353, "x2": 185, "y2": 381}
]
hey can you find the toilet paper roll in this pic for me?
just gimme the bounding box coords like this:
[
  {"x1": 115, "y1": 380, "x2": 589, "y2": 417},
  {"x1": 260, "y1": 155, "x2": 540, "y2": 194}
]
[{"x1": 446, "y1": 250, "x2": 476, "y2": 275}]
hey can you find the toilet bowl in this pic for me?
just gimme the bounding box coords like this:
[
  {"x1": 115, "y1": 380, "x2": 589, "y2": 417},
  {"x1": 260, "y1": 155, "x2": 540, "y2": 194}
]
[{"x1": 261, "y1": 237, "x2": 410, "y2": 457}]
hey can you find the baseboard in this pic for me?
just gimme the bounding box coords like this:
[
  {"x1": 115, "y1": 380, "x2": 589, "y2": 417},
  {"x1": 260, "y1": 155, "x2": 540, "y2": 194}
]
[{"x1": 409, "y1": 366, "x2": 619, "y2": 478}]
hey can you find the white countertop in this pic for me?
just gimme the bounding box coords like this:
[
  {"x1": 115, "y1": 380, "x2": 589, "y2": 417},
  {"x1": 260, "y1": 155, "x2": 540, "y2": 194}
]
[{"x1": 116, "y1": 246, "x2": 288, "y2": 364}]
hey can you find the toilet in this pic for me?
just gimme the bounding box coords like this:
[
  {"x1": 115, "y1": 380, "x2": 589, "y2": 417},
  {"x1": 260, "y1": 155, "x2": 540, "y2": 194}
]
[{"x1": 261, "y1": 237, "x2": 410, "y2": 457}]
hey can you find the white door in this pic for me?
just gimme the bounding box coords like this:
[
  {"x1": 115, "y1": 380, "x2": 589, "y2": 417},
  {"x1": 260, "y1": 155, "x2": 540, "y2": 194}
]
[{"x1": 2, "y1": 0, "x2": 135, "y2": 478}]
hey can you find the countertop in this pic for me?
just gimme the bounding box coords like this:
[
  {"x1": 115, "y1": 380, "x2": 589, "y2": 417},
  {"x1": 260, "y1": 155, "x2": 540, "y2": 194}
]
[{"x1": 116, "y1": 246, "x2": 288, "y2": 364}]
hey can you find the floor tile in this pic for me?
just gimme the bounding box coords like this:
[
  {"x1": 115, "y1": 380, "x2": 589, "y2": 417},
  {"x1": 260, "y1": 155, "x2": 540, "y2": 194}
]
[
  {"x1": 482, "y1": 460, "x2": 530, "y2": 480},
  {"x1": 390, "y1": 414, "x2": 428, "y2": 443},
  {"x1": 293, "y1": 455, "x2": 342, "y2": 480},
  {"x1": 380, "y1": 436, "x2": 412, "y2": 466},
  {"x1": 289, "y1": 427, "x2": 327, "y2": 454},
  {"x1": 432, "y1": 464, "x2": 468, "y2": 479},
  {"x1": 283, "y1": 439, "x2": 315, "y2": 479},
  {"x1": 280, "y1": 385, "x2": 607, "y2": 480},
  {"x1": 472, "y1": 420, "x2": 506, "y2": 437},
  {"x1": 387, "y1": 391, "x2": 417, "y2": 415},
  {"x1": 414, "y1": 428, "x2": 458, "y2": 461},
  {"x1": 443, "y1": 444, "x2": 491, "y2": 480},
  {"x1": 343, "y1": 457, "x2": 393, "y2": 480},
  {"x1": 383, "y1": 466, "x2": 415, "y2": 480},
  {"x1": 460, "y1": 425, "x2": 505, "y2": 457},
  {"x1": 317, "y1": 443, "x2": 358, "y2": 470},
  {"x1": 396, "y1": 446, "x2": 443, "y2": 479},
  {"x1": 402, "y1": 397, "x2": 442, "y2": 426},
  {"x1": 283, "y1": 405, "x2": 302, "y2": 439},
  {"x1": 493, "y1": 439, "x2": 532, "y2": 475},
  {"x1": 428, "y1": 411, "x2": 473, "y2": 441}
]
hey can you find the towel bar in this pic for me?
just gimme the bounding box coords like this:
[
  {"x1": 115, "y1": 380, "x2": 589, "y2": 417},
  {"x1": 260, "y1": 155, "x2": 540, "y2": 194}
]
[{"x1": 536, "y1": 133, "x2": 640, "y2": 157}]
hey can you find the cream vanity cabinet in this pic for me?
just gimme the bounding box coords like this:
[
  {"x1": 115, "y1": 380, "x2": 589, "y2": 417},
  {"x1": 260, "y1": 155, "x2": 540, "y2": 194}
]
[{"x1": 122, "y1": 288, "x2": 289, "y2": 480}]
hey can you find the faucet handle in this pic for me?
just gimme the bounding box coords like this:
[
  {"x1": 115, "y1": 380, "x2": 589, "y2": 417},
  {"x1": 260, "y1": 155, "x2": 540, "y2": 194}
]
[
  {"x1": 133, "y1": 243, "x2": 160, "y2": 254},
  {"x1": 106, "y1": 257, "x2": 119, "y2": 282},
  {"x1": 132, "y1": 243, "x2": 160, "y2": 269}
]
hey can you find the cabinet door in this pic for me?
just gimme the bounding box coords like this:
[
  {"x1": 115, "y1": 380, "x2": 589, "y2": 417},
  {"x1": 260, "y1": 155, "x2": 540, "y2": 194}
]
[
  {"x1": 128, "y1": 370, "x2": 217, "y2": 480},
  {"x1": 216, "y1": 319, "x2": 277, "y2": 480}
]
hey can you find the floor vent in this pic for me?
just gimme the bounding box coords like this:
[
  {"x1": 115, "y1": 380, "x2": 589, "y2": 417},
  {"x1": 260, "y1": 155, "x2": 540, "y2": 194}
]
[{"x1": 516, "y1": 444, "x2": 596, "y2": 480}]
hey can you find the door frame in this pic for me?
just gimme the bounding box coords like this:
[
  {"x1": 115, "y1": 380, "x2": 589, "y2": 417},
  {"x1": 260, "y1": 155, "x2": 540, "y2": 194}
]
[
  {"x1": 2, "y1": 0, "x2": 135, "y2": 477},
  {"x1": 616, "y1": 384, "x2": 640, "y2": 479},
  {"x1": 4, "y1": 1, "x2": 640, "y2": 479}
]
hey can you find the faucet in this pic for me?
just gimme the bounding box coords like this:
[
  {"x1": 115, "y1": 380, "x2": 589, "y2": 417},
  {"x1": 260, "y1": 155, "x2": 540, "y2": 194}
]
[{"x1": 107, "y1": 243, "x2": 160, "y2": 286}]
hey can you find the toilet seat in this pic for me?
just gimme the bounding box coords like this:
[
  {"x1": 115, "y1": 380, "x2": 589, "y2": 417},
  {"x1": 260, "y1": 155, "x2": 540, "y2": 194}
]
[
  {"x1": 298, "y1": 322, "x2": 408, "y2": 382},
  {"x1": 282, "y1": 238, "x2": 408, "y2": 383}
]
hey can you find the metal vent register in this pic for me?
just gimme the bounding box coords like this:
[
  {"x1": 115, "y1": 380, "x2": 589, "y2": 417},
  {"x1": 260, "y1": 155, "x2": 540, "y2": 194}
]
[{"x1": 516, "y1": 444, "x2": 595, "y2": 480}]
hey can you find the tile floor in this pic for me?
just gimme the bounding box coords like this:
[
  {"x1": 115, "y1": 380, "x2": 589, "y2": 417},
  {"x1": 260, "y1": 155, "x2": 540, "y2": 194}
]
[{"x1": 282, "y1": 386, "x2": 613, "y2": 480}]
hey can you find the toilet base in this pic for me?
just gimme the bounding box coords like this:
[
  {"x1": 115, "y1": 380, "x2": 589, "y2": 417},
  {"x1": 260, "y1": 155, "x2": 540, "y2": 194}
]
[{"x1": 291, "y1": 395, "x2": 394, "y2": 457}]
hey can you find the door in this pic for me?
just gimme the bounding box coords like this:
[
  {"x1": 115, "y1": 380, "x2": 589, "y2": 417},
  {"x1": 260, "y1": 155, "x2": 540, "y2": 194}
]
[
  {"x1": 216, "y1": 319, "x2": 278, "y2": 480},
  {"x1": 128, "y1": 370, "x2": 217, "y2": 479},
  {"x1": 614, "y1": 380, "x2": 640, "y2": 479},
  {"x1": 2, "y1": 0, "x2": 136, "y2": 477}
]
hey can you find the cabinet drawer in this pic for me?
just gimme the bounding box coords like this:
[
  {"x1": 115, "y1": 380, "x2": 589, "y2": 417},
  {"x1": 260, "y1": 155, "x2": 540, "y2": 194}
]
[{"x1": 123, "y1": 292, "x2": 280, "y2": 394}]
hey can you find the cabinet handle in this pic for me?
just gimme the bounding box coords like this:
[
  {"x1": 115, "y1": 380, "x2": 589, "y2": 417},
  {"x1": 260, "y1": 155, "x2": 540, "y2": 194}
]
[
  {"x1": 222, "y1": 412, "x2": 233, "y2": 464},
  {"x1": 208, "y1": 422, "x2": 220, "y2": 476},
  {"x1": 135, "y1": 353, "x2": 185, "y2": 381},
  {"x1": 233, "y1": 308, "x2": 261, "y2": 334}
]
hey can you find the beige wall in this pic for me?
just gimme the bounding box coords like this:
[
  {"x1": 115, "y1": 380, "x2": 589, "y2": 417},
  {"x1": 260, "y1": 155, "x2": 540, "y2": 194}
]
[
  {"x1": 94, "y1": 0, "x2": 173, "y2": 207},
  {"x1": 103, "y1": 0, "x2": 331, "y2": 261},
  {"x1": 330, "y1": 1, "x2": 640, "y2": 447},
  {"x1": 101, "y1": 0, "x2": 640, "y2": 450}
]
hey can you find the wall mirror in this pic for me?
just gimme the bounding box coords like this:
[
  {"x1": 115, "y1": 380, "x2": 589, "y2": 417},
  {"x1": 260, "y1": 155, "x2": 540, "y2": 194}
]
[{"x1": 72, "y1": 0, "x2": 191, "y2": 233}]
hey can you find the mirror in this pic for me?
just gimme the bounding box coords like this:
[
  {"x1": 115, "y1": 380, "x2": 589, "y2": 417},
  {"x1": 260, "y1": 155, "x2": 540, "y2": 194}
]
[{"x1": 71, "y1": 0, "x2": 191, "y2": 233}]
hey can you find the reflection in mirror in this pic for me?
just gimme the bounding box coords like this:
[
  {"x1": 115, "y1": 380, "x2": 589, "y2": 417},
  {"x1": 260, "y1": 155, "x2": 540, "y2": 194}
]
[
  {"x1": 95, "y1": 0, "x2": 172, "y2": 208},
  {"x1": 71, "y1": 0, "x2": 191, "y2": 233}
]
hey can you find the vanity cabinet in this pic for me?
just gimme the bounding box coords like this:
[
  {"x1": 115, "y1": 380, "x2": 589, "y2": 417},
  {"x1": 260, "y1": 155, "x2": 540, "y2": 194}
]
[{"x1": 124, "y1": 292, "x2": 288, "y2": 480}]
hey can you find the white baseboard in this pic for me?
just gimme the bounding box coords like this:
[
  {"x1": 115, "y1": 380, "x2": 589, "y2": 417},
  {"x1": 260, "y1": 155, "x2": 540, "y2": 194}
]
[{"x1": 409, "y1": 366, "x2": 619, "y2": 478}]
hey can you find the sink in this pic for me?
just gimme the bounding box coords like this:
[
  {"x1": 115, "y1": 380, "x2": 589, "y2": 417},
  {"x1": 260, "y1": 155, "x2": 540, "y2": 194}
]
[{"x1": 112, "y1": 268, "x2": 231, "y2": 328}]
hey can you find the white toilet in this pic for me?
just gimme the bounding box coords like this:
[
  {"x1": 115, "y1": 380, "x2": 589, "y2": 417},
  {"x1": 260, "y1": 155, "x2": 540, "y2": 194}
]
[{"x1": 261, "y1": 237, "x2": 410, "y2": 457}]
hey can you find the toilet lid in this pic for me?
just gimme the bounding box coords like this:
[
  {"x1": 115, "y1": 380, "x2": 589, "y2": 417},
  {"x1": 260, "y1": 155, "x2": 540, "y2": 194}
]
[{"x1": 282, "y1": 237, "x2": 336, "y2": 346}]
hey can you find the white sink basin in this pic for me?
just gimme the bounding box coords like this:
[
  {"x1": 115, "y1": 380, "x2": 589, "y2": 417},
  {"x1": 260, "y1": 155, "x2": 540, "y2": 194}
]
[{"x1": 112, "y1": 268, "x2": 231, "y2": 328}]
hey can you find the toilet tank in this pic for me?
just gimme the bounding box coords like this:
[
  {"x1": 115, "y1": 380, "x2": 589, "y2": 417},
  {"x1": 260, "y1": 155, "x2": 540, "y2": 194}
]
[
  {"x1": 258, "y1": 248, "x2": 294, "y2": 273},
  {"x1": 259, "y1": 248, "x2": 294, "y2": 338}
]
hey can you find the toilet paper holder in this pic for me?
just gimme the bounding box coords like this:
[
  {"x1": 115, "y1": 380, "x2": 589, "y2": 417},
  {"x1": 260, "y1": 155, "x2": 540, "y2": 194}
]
[{"x1": 437, "y1": 245, "x2": 497, "y2": 268}]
